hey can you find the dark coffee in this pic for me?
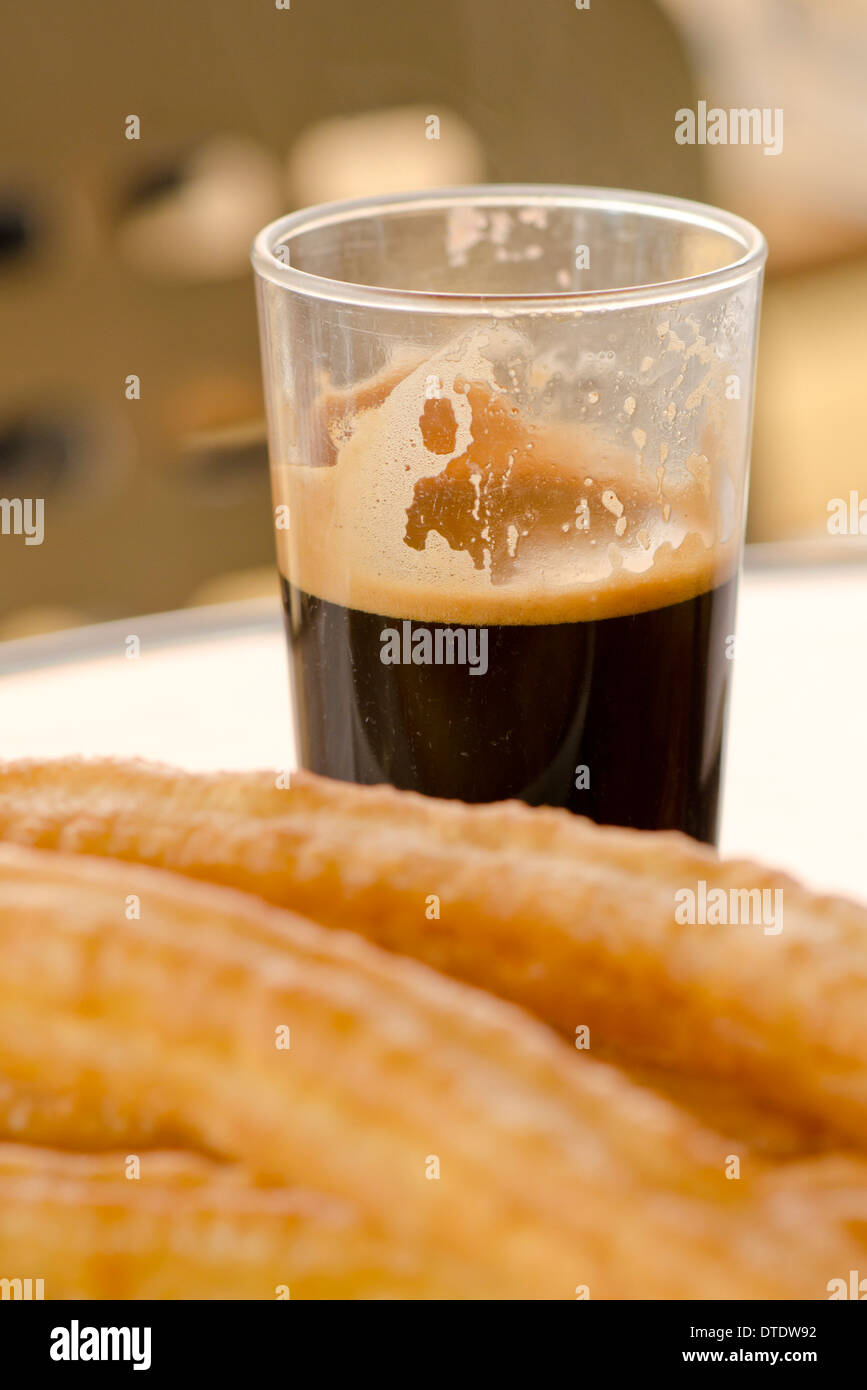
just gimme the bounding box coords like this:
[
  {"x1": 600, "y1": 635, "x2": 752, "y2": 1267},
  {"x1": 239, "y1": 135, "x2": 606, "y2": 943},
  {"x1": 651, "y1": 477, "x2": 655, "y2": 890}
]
[{"x1": 281, "y1": 573, "x2": 736, "y2": 844}]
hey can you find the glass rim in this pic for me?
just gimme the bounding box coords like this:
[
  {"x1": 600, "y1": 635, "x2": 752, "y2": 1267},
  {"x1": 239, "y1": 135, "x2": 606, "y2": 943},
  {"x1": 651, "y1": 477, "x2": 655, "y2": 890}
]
[{"x1": 251, "y1": 183, "x2": 767, "y2": 314}]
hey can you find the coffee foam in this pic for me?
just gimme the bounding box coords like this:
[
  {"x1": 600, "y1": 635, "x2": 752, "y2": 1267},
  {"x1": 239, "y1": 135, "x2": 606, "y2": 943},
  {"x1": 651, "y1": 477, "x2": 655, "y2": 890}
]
[{"x1": 275, "y1": 348, "x2": 738, "y2": 625}]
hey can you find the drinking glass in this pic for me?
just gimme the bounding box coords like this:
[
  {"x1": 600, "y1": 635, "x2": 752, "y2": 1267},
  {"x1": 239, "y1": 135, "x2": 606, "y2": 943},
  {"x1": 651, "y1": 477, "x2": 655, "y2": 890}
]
[{"x1": 252, "y1": 185, "x2": 766, "y2": 842}]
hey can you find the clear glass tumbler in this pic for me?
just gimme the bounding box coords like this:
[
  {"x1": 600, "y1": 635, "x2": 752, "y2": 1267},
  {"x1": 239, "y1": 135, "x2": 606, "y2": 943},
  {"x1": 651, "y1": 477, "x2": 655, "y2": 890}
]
[{"x1": 252, "y1": 185, "x2": 766, "y2": 843}]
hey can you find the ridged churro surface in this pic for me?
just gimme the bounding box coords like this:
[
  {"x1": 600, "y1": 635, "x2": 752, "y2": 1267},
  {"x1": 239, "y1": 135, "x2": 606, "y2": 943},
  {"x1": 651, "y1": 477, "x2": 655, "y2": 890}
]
[
  {"x1": 0, "y1": 758, "x2": 863, "y2": 1154},
  {"x1": 0, "y1": 838, "x2": 864, "y2": 1299},
  {"x1": 0, "y1": 1145, "x2": 388, "y2": 1299}
]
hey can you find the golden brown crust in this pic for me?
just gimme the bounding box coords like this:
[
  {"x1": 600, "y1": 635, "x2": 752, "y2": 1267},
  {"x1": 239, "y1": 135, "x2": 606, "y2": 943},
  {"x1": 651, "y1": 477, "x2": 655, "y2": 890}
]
[
  {"x1": 0, "y1": 836, "x2": 862, "y2": 1298},
  {"x1": 0, "y1": 757, "x2": 862, "y2": 1154},
  {"x1": 0, "y1": 1144, "x2": 400, "y2": 1300}
]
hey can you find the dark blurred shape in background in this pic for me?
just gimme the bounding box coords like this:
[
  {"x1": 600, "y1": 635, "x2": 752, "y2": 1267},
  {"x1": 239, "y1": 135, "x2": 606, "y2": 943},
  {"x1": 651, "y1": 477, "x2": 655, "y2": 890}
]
[{"x1": 0, "y1": 0, "x2": 864, "y2": 638}]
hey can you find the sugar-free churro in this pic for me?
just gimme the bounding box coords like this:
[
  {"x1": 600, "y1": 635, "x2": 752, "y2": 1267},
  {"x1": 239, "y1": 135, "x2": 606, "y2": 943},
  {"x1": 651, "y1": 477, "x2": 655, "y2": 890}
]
[
  {"x1": 0, "y1": 758, "x2": 863, "y2": 1154},
  {"x1": 0, "y1": 838, "x2": 864, "y2": 1299}
]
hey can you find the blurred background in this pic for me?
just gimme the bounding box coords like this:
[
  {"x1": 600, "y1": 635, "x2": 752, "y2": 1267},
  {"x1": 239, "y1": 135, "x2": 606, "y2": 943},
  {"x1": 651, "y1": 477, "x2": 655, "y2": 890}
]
[{"x1": 1, "y1": 0, "x2": 866, "y2": 639}]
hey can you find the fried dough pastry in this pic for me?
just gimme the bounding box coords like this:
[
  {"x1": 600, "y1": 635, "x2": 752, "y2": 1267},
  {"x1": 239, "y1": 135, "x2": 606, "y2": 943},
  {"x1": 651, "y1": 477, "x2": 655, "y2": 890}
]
[
  {"x1": 0, "y1": 758, "x2": 863, "y2": 1154},
  {"x1": 0, "y1": 1145, "x2": 392, "y2": 1299},
  {"x1": 0, "y1": 839, "x2": 862, "y2": 1300}
]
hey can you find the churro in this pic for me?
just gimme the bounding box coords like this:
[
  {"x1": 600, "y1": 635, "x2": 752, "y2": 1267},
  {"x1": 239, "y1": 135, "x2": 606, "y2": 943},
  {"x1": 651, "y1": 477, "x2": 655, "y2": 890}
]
[
  {"x1": 0, "y1": 758, "x2": 863, "y2": 1153},
  {"x1": 0, "y1": 1145, "x2": 392, "y2": 1299},
  {"x1": 0, "y1": 839, "x2": 862, "y2": 1298}
]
